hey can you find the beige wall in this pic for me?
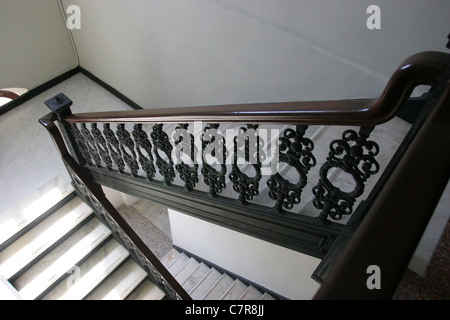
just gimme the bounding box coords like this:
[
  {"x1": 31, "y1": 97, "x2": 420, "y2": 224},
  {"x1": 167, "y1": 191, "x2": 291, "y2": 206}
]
[
  {"x1": 0, "y1": 0, "x2": 78, "y2": 90},
  {"x1": 62, "y1": 0, "x2": 449, "y2": 109}
]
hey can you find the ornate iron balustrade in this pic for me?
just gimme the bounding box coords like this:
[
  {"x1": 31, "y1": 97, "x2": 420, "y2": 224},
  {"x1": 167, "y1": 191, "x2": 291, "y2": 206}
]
[
  {"x1": 39, "y1": 51, "x2": 450, "y2": 299},
  {"x1": 64, "y1": 120, "x2": 382, "y2": 222}
]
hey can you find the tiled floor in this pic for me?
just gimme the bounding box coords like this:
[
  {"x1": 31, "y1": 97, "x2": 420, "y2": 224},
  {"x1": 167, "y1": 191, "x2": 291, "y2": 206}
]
[
  {"x1": 0, "y1": 73, "x2": 134, "y2": 214},
  {"x1": 0, "y1": 72, "x2": 448, "y2": 299}
]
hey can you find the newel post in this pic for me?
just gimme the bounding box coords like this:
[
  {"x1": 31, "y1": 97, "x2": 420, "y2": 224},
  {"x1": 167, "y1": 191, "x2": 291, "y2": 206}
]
[{"x1": 44, "y1": 93, "x2": 86, "y2": 166}]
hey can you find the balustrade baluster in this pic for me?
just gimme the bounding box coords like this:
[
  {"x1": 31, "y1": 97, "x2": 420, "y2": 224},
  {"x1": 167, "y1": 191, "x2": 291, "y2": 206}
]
[
  {"x1": 174, "y1": 123, "x2": 199, "y2": 191},
  {"x1": 201, "y1": 123, "x2": 227, "y2": 197},
  {"x1": 312, "y1": 126, "x2": 380, "y2": 222},
  {"x1": 91, "y1": 123, "x2": 113, "y2": 171},
  {"x1": 229, "y1": 124, "x2": 262, "y2": 205},
  {"x1": 116, "y1": 124, "x2": 139, "y2": 177},
  {"x1": 132, "y1": 124, "x2": 156, "y2": 181},
  {"x1": 267, "y1": 125, "x2": 316, "y2": 213},
  {"x1": 151, "y1": 124, "x2": 175, "y2": 185},
  {"x1": 103, "y1": 123, "x2": 126, "y2": 173}
]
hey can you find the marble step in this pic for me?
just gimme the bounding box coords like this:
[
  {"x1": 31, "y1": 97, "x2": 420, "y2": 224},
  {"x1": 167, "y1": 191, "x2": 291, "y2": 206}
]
[
  {"x1": 86, "y1": 258, "x2": 147, "y2": 300},
  {"x1": 203, "y1": 273, "x2": 235, "y2": 300},
  {"x1": 167, "y1": 252, "x2": 190, "y2": 275},
  {"x1": 190, "y1": 268, "x2": 223, "y2": 300},
  {"x1": 42, "y1": 239, "x2": 129, "y2": 300},
  {"x1": 220, "y1": 279, "x2": 248, "y2": 300},
  {"x1": 0, "y1": 175, "x2": 74, "y2": 248},
  {"x1": 174, "y1": 258, "x2": 201, "y2": 284},
  {"x1": 13, "y1": 217, "x2": 112, "y2": 300},
  {"x1": 0, "y1": 197, "x2": 93, "y2": 280},
  {"x1": 239, "y1": 285, "x2": 264, "y2": 300},
  {"x1": 181, "y1": 262, "x2": 211, "y2": 293},
  {"x1": 126, "y1": 279, "x2": 165, "y2": 300}
]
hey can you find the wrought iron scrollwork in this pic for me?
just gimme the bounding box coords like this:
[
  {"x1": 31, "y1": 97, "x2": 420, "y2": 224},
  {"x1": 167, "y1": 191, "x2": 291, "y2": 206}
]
[
  {"x1": 91, "y1": 123, "x2": 113, "y2": 171},
  {"x1": 103, "y1": 123, "x2": 126, "y2": 173},
  {"x1": 116, "y1": 124, "x2": 139, "y2": 177},
  {"x1": 267, "y1": 125, "x2": 316, "y2": 213},
  {"x1": 132, "y1": 124, "x2": 156, "y2": 181},
  {"x1": 201, "y1": 124, "x2": 227, "y2": 197},
  {"x1": 70, "y1": 123, "x2": 93, "y2": 166},
  {"x1": 229, "y1": 124, "x2": 262, "y2": 205},
  {"x1": 174, "y1": 124, "x2": 199, "y2": 191},
  {"x1": 80, "y1": 124, "x2": 102, "y2": 168},
  {"x1": 151, "y1": 124, "x2": 175, "y2": 185},
  {"x1": 312, "y1": 126, "x2": 380, "y2": 222}
]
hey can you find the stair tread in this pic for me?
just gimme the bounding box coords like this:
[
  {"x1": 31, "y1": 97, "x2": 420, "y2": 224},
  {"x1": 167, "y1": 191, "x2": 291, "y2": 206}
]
[
  {"x1": 174, "y1": 258, "x2": 200, "y2": 283},
  {"x1": 161, "y1": 248, "x2": 181, "y2": 268},
  {"x1": 221, "y1": 279, "x2": 248, "y2": 300},
  {"x1": 0, "y1": 197, "x2": 93, "y2": 280},
  {"x1": 0, "y1": 175, "x2": 74, "y2": 247},
  {"x1": 42, "y1": 239, "x2": 129, "y2": 300},
  {"x1": 126, "y1": 279, "x2": 165, "y2": 300},
  {"x1": 182, "y1": 262, "x2": 210, "y2": 293},
  {"x1": 190, "y1": 268, "x2": 222, "y2": 299},
  {"x1": 167, "y1": 252, "x2": 190, "y2": 275},
  {"x1": 87, "y1": 259, "x2": 147, "y2": 300},
  {"x1": 203, "y1": 274, "x2": 235, "y2": 300},
  {"x1": 239, "y1": 285, "x2": 263, "y2": 300},
  {"x1": 14, "y1": 218, "x2": 111, "y2": 300}
]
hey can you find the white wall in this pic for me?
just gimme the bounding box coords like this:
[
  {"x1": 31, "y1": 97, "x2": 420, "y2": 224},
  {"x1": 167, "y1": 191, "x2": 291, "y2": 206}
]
[
  {"x1": 169, "y1": 209, "x2": 321, "y2": 300},
  {"x1": 0, "y1": 0, "x2": 78, "y2": 90},
  {"x1": 63, "y1": 0, "x2": 449, "y2": 109}
]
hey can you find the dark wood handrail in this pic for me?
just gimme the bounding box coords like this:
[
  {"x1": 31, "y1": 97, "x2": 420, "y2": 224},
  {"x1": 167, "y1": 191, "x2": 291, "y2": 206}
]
[
  {"x1": 0, "y1": 90, "x2": 20, "y2": 100},
  {"x1": 63, "y1": 51, "x2": 450, "y2": 126},
  {"x1": 313, "y1": 81, "x2": 450, "y2": 299},
  {"x1": 38, "y1": 112, "x2": 192, "y2": 300}
]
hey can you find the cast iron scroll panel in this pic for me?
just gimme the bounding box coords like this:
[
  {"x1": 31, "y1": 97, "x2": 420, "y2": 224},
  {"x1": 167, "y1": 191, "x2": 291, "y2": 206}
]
[
  {"x1": 201, "y1": 123, "x2": 227, "y2": 198},
  {"x1": 132, "y1": 124, "x2": 156, "y2": 181},
  {"x1": 312, "y1": 126, "x2": 380, "y2": 222},
  {"x1": 267, "y1": 125, "x2": 316, "y2": 214},
  {"x1": 229, "y1": 124, "x2": 262, "y2": 205},
  {"x1": 174, "y1": 123, "x2": 199, "y2": 192},
  {"x1": 151, "y1": 124, "x2": 175, "y2": 185}
]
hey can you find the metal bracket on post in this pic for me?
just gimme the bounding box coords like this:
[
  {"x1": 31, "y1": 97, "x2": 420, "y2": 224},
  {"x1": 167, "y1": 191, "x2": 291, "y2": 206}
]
[{"x1": 44, "y1": 93, "x2": 73, "y2": 121}]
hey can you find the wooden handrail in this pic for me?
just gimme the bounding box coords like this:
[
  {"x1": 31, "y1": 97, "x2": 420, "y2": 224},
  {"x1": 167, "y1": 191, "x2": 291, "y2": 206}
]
[
  {"x1": 313, "y1": 81, "x2": 450, "y2": 299},
  {"x1": 0, "y1": 90, "x2": 20, "y2": 100},
  {"x1": 63, "y1": 51, "x2": 450, "y2": 126}
]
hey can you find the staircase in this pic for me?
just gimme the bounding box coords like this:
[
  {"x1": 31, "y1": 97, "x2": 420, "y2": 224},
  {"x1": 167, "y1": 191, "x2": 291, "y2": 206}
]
[
  {"x1": 0, "y1": 175, "x2": 164, "y2": 300},
  {"x1": 0, "y1": 175, "x2": 277, "y2": 300},
  {"x1": 160, "y1": 248, "x2": 277, "y2": 300}
]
